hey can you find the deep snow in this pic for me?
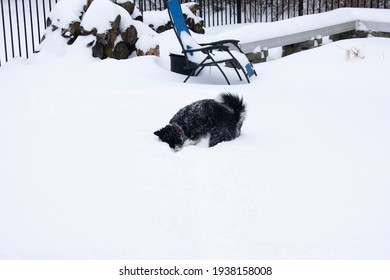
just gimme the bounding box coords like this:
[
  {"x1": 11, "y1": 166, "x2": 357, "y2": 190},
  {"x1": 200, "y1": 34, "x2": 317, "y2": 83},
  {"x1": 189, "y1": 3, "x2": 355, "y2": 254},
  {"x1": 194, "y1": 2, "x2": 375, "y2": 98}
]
[{"x1": 1, "y1": 7, "x2": 390, "y2": 259}]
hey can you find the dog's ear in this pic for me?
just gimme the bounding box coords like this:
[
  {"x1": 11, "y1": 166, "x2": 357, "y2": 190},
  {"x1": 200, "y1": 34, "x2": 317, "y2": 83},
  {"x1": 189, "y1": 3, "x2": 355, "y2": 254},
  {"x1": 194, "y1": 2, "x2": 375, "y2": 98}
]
[{"x1": 154, "y1": 129, "x2": 162, "y2": 137}]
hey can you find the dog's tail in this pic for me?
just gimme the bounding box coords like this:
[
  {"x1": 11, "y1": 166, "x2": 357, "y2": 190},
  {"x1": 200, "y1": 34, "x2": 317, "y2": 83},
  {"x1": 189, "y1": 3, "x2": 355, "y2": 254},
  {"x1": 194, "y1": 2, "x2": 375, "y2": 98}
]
[{"x1": 217, "y1": 92, "x2": 246, "y2": 125}]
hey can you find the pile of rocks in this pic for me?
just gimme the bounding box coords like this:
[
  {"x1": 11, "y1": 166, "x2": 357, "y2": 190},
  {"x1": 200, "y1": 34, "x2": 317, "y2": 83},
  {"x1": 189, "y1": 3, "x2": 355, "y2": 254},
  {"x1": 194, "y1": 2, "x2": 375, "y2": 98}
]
[
  {"x1": 44, "y1": 0, "x2": 206, "y2": 60},
  {"x1": 45, "y1": 0, "x2": 158, "y2": 60}
]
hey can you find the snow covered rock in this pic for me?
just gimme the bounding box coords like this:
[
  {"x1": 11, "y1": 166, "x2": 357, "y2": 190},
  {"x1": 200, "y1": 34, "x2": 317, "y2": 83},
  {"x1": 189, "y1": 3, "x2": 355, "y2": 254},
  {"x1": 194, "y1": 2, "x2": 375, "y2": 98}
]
[
  {"x1": 45, "y1": 0, "x2": 157, "y2": 60},
  {"x1": 136, "y1": 35, "x2": 160, "y2": 56},
  {"x1": 143, "y1": 2, "x2": 205, "y2": 34}
]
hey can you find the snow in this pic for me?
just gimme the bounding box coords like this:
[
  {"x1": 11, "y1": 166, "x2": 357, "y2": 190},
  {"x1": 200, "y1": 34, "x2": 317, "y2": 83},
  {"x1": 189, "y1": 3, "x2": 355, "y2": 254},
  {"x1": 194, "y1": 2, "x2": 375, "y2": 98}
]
[
  {"x1": 47, "y1": 0, "x2": 156, "y2": 38},
  {"x1": 135, "y1": 34, "x2": 159, "y2": 52},
  {"x1": 1, "y1": 6, "x2": 390, "y2": 260},
  {"x1": 143, "y1": 2, "x2": 203, "y2": 31},
  {"x1": 143, "y1": 10, "x2": 171, "y2": 29},
  {"x1": 48, "y1": 0, "x2": 85, "y2": 29},
  {"x1": 79, "y1": 0, "x2": 156, "y2": 36}
]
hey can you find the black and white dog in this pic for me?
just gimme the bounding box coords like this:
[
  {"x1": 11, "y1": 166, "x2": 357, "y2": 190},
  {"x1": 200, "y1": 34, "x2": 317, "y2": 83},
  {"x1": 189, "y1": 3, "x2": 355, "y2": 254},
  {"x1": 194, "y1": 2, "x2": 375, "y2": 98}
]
[{"x1": 154, "y1": 92, "x2": 246, "y2": 150}]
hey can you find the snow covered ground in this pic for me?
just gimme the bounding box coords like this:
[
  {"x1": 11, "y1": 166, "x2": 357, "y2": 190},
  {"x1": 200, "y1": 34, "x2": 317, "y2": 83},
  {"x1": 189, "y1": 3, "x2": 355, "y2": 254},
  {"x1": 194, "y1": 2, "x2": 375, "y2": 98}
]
[{"x1": 1, "y1": 8, "x2": 390, "y2": 259}]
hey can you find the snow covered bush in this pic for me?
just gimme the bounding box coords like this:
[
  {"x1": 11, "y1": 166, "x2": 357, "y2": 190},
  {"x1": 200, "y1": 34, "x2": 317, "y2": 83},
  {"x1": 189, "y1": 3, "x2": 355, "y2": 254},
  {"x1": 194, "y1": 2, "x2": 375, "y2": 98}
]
[{"x1": 44, "y1": 0, "x2": 157, "y2": 60}]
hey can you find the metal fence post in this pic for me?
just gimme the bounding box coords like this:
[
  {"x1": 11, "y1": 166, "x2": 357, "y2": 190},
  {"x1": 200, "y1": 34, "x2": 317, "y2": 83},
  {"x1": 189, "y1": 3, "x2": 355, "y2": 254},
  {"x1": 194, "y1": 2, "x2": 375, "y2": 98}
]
[
  {"x1": 298, "y1": 0, "x2": 304, "y2": 16},
  {"x1": 237, "y1": 0, "x2": 242, "y2": 23}
]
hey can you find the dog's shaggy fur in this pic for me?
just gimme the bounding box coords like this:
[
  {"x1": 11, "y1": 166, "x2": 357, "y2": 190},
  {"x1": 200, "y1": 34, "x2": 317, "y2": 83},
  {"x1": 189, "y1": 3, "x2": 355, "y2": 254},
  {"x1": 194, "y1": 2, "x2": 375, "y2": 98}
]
[{"x1": 154, "y1": 92, "x2": 246, "y2": 150}]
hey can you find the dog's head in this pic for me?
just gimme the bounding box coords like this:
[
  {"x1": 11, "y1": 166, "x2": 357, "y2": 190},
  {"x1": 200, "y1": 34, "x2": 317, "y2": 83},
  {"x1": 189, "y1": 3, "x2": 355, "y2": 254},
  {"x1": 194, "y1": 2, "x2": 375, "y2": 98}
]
[{"x1": 154, "y1": 125, "x2": 185, "y2": 150}]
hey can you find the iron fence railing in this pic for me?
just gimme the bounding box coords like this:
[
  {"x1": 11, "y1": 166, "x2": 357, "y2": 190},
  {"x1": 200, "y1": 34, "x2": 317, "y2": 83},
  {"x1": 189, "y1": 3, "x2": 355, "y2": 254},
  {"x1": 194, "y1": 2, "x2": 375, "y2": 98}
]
[
  {"x1": 196, "y1": 0, "x2": 389, "y2": 26},
  {"x1": 1, "y1": 0, "x2": 389, "y2": 66},
  {"x1": 0, "y1": 0, "x2": 59, "y2": 66}
]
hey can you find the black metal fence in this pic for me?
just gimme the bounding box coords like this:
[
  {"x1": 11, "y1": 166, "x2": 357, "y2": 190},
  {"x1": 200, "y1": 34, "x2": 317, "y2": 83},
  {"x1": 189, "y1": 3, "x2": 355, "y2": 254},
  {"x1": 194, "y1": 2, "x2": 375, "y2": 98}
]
[
  {"x1": 196, "y1": 0, "x2": 390, "y2": 26},
  {"x1": 1, "y1": 0, "x2": 389, "y2": 66},
  {"x1": 137, "y1": 0, "x2": 390, "y2": 26},
  {"x1": 0, "y1": 0, "x2": 58, "y2": 66}
]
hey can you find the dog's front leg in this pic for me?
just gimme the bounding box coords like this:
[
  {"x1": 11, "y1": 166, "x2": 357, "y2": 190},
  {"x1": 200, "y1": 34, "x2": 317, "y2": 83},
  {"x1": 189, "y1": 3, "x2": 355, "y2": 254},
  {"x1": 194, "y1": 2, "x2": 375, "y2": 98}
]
[{"x1": 183, "y1": 138, "x2": 201, "y2": 147}]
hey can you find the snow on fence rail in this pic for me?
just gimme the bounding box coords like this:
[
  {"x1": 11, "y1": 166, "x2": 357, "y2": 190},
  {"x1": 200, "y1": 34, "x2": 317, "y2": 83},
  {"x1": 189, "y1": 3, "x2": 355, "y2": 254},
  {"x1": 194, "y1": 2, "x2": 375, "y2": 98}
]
[
  {"x1": 239, "y1": 20, "x2": 390, "y2": 54},
  {"x1": 232, "y1": 8, "x2": 390, "y2": 54},
  {"x1": 1, "y1": 0, "x2": 389, "y2": 66}
]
